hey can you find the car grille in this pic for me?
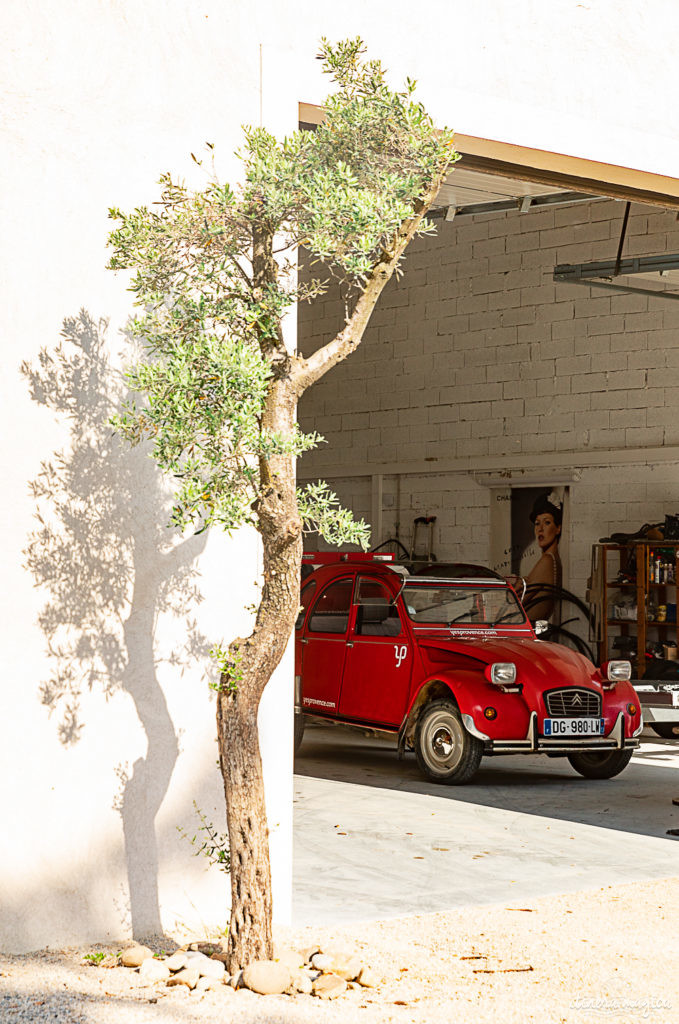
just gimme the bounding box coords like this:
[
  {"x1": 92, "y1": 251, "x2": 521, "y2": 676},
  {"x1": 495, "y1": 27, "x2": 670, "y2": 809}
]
[{"x1": 545, "y1": 688, "x2": 601, "y2": 717}]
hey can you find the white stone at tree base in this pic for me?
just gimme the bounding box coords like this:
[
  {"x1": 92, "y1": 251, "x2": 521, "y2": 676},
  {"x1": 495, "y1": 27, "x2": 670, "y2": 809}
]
[
  {"x1": 199, "y1": 958, "x2": 226, "y2": 980},
  {"x1": 183, "y1": 950, "x2": 226, "y2": 979},
  {"x1": 242, "y1": 960, "x2": 292, "y2": 995},
  {"x1": 312, "y1": 972, "x2": 347, "y2": 999},
  {"x1": 166, "y1": 968, "x2": 200, "y2": 989},
  {"x1": 289, "y1": 969, "x2": 313, "y2": 994},
  {"x1": 120, "y1": 946, "x2": 154, "y2": 968},
  {"x1": 138, "y1": 958, "x2": 171, "y2": 983},
  {"x1": 276, "y1": 948, "x2": 305, "y2": 970},
  {"x1": 164, "y1": 952, "x2": 188, "y2": 972},
  {"x1": 114, "y1": 939, "x2": 373, "y2": 1002},
  {"x1": 325, "y1": 952, "x2": 362, "y2": 981},
  {"x1": 194, "y1": 975, "x2": 222, "y2": 992}
]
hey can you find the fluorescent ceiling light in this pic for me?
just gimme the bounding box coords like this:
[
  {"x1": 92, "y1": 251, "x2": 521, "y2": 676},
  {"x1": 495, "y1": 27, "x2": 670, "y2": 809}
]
[{"x1": 554, "y1": 253, "x2": 679, "y2": 301}]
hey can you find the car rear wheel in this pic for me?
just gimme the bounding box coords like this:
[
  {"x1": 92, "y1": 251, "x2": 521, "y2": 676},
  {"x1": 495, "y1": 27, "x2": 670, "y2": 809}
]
[
  {"x1": 567, "y1": 748, "x2": 633, "y2": 779},
  {"x1": 294, "y1": 712, "x2": 306, "y2": 754},
  {"x1": 650, "y1": 723, "x2": 679, "y2": 739},
  {"x1": 414, "y1": 700, "x2": 483, "y2": 784}
]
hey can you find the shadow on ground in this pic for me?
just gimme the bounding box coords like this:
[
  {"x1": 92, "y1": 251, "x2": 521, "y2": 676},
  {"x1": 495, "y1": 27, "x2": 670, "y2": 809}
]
[{"x1": 295, "y1": 723, "x2": 679, "y2": 841}]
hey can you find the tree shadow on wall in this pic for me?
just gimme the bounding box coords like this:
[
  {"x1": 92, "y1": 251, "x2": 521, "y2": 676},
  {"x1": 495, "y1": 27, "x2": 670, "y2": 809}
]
[{"x1": 21, "y1": 310, "x2": 209, "y2": 938}]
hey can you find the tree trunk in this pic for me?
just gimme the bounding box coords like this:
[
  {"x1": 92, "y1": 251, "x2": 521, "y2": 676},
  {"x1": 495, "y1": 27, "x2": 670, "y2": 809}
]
[
  {"x1": 216, "y1": 375, "x2": 301, "y2": 972},
  {"x1": 216, "y1": 693, "x2": 273, "y2": 967}
]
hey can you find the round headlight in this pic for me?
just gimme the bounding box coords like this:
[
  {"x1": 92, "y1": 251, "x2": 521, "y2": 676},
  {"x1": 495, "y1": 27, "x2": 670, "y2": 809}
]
[
  {"x1": 607, "y1": 660, "x2": 632, "y2": 682},
  {"x1": 489, "y1": 662, "x2": 517, "y2": 685}
]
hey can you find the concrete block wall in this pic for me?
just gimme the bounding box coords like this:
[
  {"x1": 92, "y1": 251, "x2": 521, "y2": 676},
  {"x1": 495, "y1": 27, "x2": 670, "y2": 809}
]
[
  {"x1": 305, "y1": 473, "x2": 491, "y2": 563},
  {"x1": 297, "y1": 198, "x2": 679, "y2": 608},
  {"x1": 570, "y1": 465, "x2": 679, "y2": 585},
  {"x1": 305, "y1": 476, "x2": 373, "y2": 553},
  {"x1": 378, "y1": 475, "x2": 490, "y2": 563}
]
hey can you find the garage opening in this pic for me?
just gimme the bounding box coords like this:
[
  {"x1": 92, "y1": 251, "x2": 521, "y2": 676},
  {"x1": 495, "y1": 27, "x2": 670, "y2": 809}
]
[{"x1": 297, "y1": 101, "x2": 679, "y2": 726}]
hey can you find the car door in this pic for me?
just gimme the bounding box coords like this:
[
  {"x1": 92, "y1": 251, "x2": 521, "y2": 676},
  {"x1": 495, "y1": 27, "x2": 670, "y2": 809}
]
[
  {"x1": 338, "y1": 575, "x2": 412, "y2": 726},
  {"x1": 300, "y1": 575, "x2": 355, "y2": 715},
  {"x1": 295, "y1": 579, "x2": 317, "y2": 683}
]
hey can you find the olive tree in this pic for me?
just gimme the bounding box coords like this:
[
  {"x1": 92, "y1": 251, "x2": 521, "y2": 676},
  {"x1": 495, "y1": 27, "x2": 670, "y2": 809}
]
[{"x1": 108, "y1": 37, "x2": 457, "y2": 969}]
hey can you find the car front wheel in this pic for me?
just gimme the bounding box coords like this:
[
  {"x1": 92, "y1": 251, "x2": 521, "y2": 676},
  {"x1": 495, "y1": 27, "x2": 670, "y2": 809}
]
[
  {"x1": 414, "y1": 700, "x2": 483, "y2": 784},
  {"x1": 567, "y1": 748, "x2": 633, "y2": 779}
]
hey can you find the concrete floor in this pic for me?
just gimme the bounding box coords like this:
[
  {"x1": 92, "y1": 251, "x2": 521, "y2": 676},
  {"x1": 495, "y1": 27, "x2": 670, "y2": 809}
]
[{"x1": 292, "y1": 723, "x2": 679, "y2": 925}]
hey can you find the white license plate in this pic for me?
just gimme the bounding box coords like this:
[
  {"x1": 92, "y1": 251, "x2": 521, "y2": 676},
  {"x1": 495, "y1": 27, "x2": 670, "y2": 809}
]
[{"x1": 543, "y1": 717, "x2": 604, "y2": 737}]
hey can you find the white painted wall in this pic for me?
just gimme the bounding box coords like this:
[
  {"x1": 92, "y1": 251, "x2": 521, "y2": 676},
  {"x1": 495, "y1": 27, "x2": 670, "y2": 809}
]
[
  {"x1": 0, "y1": 2, "x2": 298, "y2": 953},
  {"x1": 3, "y1": 0, "x2": 679, "y2": 952},
  {"x1": 279, "y1": 0, "x2": 679, "y2": 177}
]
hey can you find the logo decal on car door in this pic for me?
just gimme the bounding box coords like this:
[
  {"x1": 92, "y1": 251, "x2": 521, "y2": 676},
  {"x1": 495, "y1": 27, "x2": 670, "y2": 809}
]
[{"x1": 394, "y1": 644, "x2": 408, "y2": 668}]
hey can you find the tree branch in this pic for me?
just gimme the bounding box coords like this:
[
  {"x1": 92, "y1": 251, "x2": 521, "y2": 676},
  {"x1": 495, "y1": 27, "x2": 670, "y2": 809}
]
[
  {"x1": 229, "y1": 255, "x2": 254, "y2": 289},
  {"x1": 290, "y1": 170, "x2": 449, "y2": 396}
]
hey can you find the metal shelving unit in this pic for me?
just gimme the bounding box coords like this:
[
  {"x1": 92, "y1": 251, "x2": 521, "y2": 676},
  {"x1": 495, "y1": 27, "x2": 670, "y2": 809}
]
[{"x1": 596, "y1": 541, "x2": 679, "y2": 679}]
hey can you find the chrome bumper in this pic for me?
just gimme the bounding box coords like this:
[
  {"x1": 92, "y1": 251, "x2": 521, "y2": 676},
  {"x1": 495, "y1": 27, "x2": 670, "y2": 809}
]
[
  {"x1": 463, "y1": 711, "x2": 640, "y2": 756},
  {"x1": 633, "y1": 684, "x2": 679, "y2": 723},
  {"x1": 642, "y1": 706, "x2": 679, "y2": 724}
]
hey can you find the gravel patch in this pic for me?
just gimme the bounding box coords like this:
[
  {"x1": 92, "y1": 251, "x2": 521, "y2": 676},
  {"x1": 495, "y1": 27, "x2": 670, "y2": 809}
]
[{"x1": 2, "y1": 876, "x2": 678, "y2": 1023}]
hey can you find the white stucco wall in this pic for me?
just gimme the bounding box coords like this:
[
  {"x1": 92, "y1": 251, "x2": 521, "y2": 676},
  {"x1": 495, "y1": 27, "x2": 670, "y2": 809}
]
[
  {"x1": 277, "y1": 0, "x2": 679, "y2": 177},
  {"x1": 1, "y1": 2, "x2": 298, "y2": 953},
  {"x1": 2, "y1": 0, "x2": 679, "y2": 952}
]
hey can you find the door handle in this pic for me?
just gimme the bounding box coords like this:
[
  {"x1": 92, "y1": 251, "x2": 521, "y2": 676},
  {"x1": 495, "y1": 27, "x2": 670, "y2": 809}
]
[{"x1": 346, "y1": 641, "x2": 354, "y2": 648}]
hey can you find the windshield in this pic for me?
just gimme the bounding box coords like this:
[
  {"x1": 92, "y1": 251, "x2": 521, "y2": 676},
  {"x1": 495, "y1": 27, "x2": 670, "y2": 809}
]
[{"x1": 404, "y1": 583, "x2": 526, "y2": 627}]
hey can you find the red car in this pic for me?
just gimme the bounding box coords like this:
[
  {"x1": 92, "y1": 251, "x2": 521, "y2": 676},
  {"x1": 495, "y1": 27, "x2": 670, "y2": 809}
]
[{"x1": 295, "y1": 553, "x2": 642, "y2": 784}]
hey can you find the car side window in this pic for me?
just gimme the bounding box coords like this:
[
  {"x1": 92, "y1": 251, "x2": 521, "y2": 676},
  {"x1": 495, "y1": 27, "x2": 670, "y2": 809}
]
[
  {"x1": 355, "y1": 577, "x2": 402, "y2": 637},
  {"x1": 296, "y1": 581, "x2": 316, "y2": 630},
  {"x1": 308, "y1": 578, "x2": 353, "y2": 634}
]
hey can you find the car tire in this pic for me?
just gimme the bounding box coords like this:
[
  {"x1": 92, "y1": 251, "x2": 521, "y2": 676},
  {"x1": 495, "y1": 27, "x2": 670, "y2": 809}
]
[
  {"x1": 650, "y1": 723, "x2": 679, "y2": 739},
  {"x1": 414, "y1": 699, "x2": 483, "y2": 784},
  {"x1": 567, "y1": 748, "x2": 633, "y2": 779},
  {"x1": 294, "y1": 712, "x2": 306, "y2": 754}
]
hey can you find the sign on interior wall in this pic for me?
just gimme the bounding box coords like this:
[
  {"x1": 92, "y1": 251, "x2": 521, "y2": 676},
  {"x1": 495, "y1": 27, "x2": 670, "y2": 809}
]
[
  {"x1": 511, "y1": 486, "x2": 569, "y2": 624},
  {"x1": 489, "y1": 484, "x2": 569, "y2": 624}
]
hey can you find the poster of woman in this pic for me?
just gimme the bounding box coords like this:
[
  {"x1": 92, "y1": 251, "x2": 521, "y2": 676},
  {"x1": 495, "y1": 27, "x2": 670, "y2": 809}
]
[{"x1": 511, "y1": 487, "x2": 567, "y2": 624}]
